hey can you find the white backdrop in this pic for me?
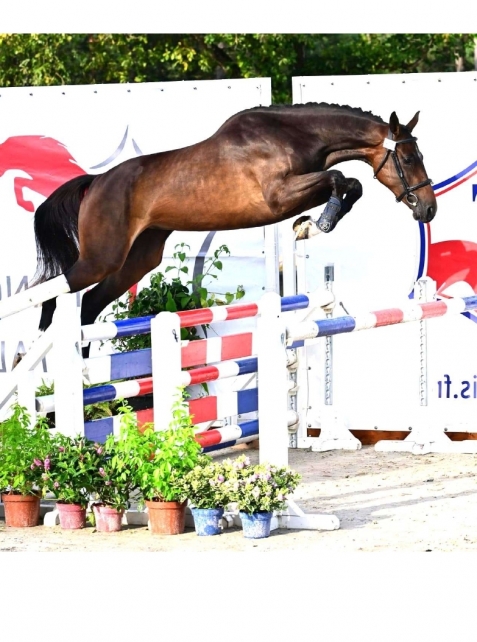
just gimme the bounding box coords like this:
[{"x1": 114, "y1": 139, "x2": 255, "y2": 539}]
[
  {"x1": 0, "y1": 78, "x2": 272, "y2": 375},
  {"x1": 292, "y1": 71, "x2": 477, "y2": 431}
]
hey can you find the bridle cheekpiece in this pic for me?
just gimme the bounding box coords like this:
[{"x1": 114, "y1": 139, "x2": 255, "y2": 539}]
[{"x1": 373, "y1": 130, "x2": 432, "y2": 206}]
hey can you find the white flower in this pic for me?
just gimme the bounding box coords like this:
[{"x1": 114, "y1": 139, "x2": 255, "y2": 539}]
[{"x1": 252, "y1": 487, "x2": 261, "y2": 498}]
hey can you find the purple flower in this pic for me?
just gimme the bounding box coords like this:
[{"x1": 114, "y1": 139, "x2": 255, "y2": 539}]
[
  {"x1": 96, "y1": 447, "x2": 103, "y2": 455},
  {"x1": 53, "y1": 482, "x2": 60, "y2": 489},
  {"x1": 33, "y1": 458, "x2": 42, "y2": 467},
  {"x1": 105, "y1": 481, "x2": 112, "y2": 486},
  {"x1": 58, "y1": 446, "x2": 65, "y2": 453},
  {"x1": 44, "y1": 458, "x2": 51, "y2": 471},
  {"x1": 217, "y1": 475, "x2": 224, "y2": 483},
  {"x1": 99, "y1": 468, "x2": 106, "y2": 477},
  {"x1": 30, "y1": 464, "x2": 35, "y2": 470}
]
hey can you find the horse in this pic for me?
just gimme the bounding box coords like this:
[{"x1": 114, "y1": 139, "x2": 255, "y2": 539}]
[{"x1": 32, "y1": 102, "x2": 436, "y2": 351}]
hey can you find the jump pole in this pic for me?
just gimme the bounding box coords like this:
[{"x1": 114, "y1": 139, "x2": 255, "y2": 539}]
[
  {"x1": 287, "y1": 282, "x2": 477, "y2": 455},
  {"x1": 0, "y1": 274, "x2": 70, "y2": 320}
]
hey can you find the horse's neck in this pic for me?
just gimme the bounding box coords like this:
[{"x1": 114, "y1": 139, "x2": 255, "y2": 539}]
[{"x1": 313, "y1": 113, "x2": 387, "y2": 169}]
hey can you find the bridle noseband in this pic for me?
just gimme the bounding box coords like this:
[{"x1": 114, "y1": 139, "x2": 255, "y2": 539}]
[{"x1": 373, "y1": 130, "x2": 432, "y2": 206}]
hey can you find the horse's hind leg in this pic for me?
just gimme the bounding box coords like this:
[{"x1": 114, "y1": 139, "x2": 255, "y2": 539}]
[{"x1": 80, "y1": 228, "x2": 172, "y2": 356}]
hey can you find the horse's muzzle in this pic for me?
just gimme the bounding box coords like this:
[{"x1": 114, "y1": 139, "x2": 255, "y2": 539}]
[{"x1": 413, "y1": 205, "x2": 436, "y2": 223}]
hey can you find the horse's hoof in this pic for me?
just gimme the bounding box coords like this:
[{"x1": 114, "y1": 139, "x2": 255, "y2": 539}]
[{"x1": 317, "y1": 196, "x2": 342, "y2": 233}]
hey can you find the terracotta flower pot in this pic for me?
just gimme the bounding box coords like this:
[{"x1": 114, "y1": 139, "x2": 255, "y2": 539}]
[
  {"x1": 145, "y1": 499, "x2": 187, "y2": 535},
  {"x1": 1, "y1": 493, "x2": 40, "y2": 528},
  {"x1": 57, "y1": 502, "x2": 86, "y2": 529},
  {"x1": 92, "y1": 503, "x2": 124, "y2": 532}
]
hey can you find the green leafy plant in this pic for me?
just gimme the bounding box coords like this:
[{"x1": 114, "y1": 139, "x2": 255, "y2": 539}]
[
  {"x1": 222, "y1": 455, "x2": 301, "y2": 514},
  {"x1": 101, "y1": 243, "x2": 245, "y2": 351},
  {"x1": 0, "y1": 403, "x2": 53, "y2": 496},
  {"x1": 41, "y1": 434, "x2": 105, "y2": 507},
  {"x1": 175, "y1": 455, "x2": 230, "y2": 509},
  {"x1": 89, "y1": 405, "x2": 141, "y2": 512},
  {"x1": 119, "y1": 390, "x2": 202, "y2": 505}
]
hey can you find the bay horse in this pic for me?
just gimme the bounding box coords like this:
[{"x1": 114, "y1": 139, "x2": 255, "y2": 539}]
[{"x1": 32, "y1": 102, "x2": 436, "y2": 347}]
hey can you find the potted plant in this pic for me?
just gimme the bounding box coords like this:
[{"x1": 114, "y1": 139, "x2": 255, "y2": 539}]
[
  {"x1": 124, "y1": 392, "x2": 202, "y2": 535},
  {"x1": 0, "y1": 403, "x2": 53, "y2": 527},
  {"x1": 89, "y1": 411, "x2": 139, "y2": 532},
  {"x1": 42, "y1": 433, "x2": 104, "y2": 529},
  {"x1": 222, "y1": 455, "x2": 302, "y2": 539},
  {"x1": 101, "y1": 243, "x2": 245, "y2": 351},
  {"x1": 176, "y1": 455, "x2": 229, "y2": 536}
]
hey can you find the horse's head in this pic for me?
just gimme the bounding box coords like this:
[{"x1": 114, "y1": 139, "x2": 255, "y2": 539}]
[{"x1": 372, "y1": 111, "x2": 436, "y2": 223}]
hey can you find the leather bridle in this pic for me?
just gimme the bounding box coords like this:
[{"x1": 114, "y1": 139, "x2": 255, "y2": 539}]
[{"x1": 373, "y1": 130, "x2": 432, "y2": 206}]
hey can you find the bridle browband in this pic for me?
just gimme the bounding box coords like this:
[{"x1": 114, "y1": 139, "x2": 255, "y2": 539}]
[{"x1": 373, "y1": 129, "x2": 432, "y2": 205}]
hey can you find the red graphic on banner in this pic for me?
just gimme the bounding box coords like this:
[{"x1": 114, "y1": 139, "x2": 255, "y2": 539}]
[
  {"x1": 0, "y1": 136, "x2": 86, "y2": 212},
  {"x1": 427, "y1": 238, "x2": 477, "y2": 296},
  {"x1": 0, "y1": 134, "x2": 141, "y2": 302}
]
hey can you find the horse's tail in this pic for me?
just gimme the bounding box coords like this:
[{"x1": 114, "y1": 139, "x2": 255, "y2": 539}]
[{"x1": 31, "y1": 174, "x2": 97, "y2": 286}]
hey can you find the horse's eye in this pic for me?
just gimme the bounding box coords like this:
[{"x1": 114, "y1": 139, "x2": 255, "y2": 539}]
[{"x1": 403, "y1": 156, "x2": 413, "y2": 165}]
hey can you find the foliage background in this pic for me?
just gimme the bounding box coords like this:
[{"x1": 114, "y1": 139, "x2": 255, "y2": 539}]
[{"x1": 0, "y1": 34, "x2": 475, "y2": 102}]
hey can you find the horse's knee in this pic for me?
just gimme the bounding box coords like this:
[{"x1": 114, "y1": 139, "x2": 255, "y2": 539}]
[
  {"x1": 346, "y1": 178, "x2": 363, "y2": 199},
  {"x1": 328, "y1": 170, "x2": 346, "y2": 193}
]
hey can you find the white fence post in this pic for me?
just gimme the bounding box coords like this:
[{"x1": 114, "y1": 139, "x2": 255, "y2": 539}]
[
  {"x1": 151, "y1": 311, "x2": 183, "y2": 431},
  {"x1": 264, "y1": 223, "x2": 280, "y2": 294},
  {"x1": 257, "y1": 291, "x2": 289, "y2": 467},
  {"x1": 17, "y1": 370, "x2": 37, "y2": 427},
  {"x1": 53, "y1": 294, "x2": 84, "y2": 437}
]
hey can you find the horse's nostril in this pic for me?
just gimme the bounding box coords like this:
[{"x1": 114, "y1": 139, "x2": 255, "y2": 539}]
[{"x1": 427, "y1": 206, "x2": 435, "y2": 220}]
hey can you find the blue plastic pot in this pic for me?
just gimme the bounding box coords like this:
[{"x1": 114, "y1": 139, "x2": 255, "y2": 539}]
[
  {"x1": 191, "y1": 507, "x2": 224, "y2": 536},
  {"x1": 239, "y1": 511, "x2": 273, "y2": 539}
]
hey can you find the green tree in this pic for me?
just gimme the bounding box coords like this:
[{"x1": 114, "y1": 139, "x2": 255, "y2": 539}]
[{"x1": 0, "y1": 34, "x2": 475, "y2": 103}]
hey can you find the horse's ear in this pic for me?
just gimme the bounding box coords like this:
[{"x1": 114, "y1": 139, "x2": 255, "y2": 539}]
[
  {"x1": 406, "y1": 111, "x2": 420, "y2": 132},
  {"x1": 389, "y1": 112, "x2": 400, "y2": 137}
]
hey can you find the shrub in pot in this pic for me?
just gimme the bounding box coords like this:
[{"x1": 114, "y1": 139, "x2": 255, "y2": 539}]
[
  {"x1": 42, "y1": 433, "x2": 104, "y2": 529},
  {"x1": 90, "y1": 411, "x2": 139, "y2": 532},
  {"x1": 123, "y1": 393, "x2": 202, "y2": 535},
  {"x1": 0, "y1": 403, "x2": 53, "y2": 527},
  {"x1": 176, "y1": 455, "x2": 230, "y2": 536},
  {"x1": 222, "y1": 455, "x2": 302, "y2": 539}
]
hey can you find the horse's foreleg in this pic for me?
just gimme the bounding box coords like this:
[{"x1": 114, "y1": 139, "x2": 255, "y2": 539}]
[
  {"x1": 263, "y1": 169, "x2": 348, "y2": 219},
  {"x1": 339, "y1": 178, "x2": 363, "y2": 217},
  {"x1": 313, "y1": 176, "x2": 363, "y2": 233},
  {"x1": 267, "y1": 172, "x2": 362, "y2": 239},
  {"x1": 80, "y1": 229, "x2": 171, "y2": 357}
]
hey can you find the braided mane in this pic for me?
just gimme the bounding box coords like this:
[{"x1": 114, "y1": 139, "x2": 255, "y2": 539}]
[{"x1": 242, "y1": 102, "x2": 386, "y2": 124}]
